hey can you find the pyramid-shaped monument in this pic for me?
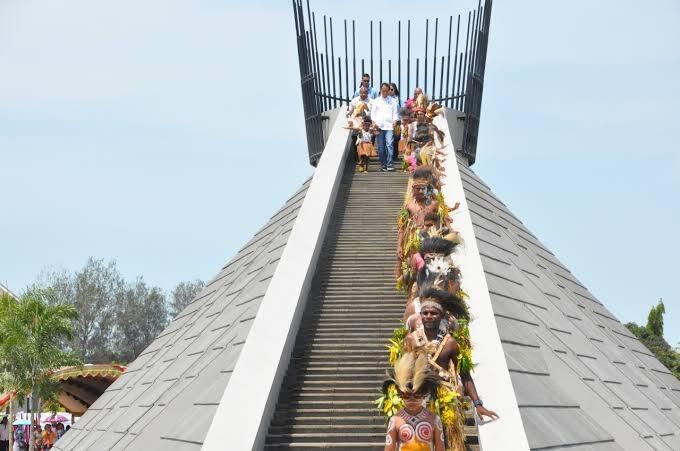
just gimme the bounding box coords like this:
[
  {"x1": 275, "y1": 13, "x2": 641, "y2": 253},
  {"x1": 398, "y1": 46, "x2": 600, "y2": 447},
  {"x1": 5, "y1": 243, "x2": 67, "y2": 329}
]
[{"x1": 54, "y1": 1, "x2": 680, "y2": 450}]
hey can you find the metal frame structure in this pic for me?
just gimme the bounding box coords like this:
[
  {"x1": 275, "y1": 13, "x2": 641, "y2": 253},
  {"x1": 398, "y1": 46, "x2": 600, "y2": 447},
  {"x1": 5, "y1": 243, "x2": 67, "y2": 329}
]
[{"x1": 293, "y1": 0, "x2": 492, "y2": 166}]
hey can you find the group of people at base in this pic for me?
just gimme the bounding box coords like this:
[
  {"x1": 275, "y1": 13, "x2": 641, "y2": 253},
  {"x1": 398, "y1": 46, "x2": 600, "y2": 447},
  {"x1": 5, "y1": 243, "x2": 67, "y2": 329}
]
[
  {"x1": 346, "y1": 74, "x2": 447, "y2": 175},
  {"x1": 0, "y1": 417, "x2": 68, "y2": 451},
  {"x1": 348, "y1": 76, "x2": 500, "y2": 450}
]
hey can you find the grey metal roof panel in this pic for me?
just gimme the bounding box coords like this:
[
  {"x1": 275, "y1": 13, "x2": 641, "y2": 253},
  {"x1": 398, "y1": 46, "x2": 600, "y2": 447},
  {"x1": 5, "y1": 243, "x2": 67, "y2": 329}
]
[
  {"x1": 160, "y1": 403, "x2": 218, "y2": 446},
  {"x1": 662, "y1": 408, "x2": 680, "y2": 428},
  {"x1": 519, "y1": 407, "x2": 615, "y2": 449},
  {"x1": 494, "y1": 316, "x2": 541, "y2": 348},
  {"x1": 633, "y1": 407, "x2": 679, "y2": 436},
  {"x1": 458, "y1": 161, "x2": 680, "y2": 449},
  {"x1": 544, "y1": 443, "x2": 624, "y2": 451},
  {"x1": 661, "y1": 433, "x2": 680, "y2": 450},
  {"x1": 510, "y1": 372, "x2": 578, "y2": 407},
  {"x1": 109, "y1": 433, "x2": 137, "y2": 451},
  {"x1": 582, "y1": 379, "x2": 626, "y2": 409},
  {"x1": 489, "y1": 292, "x2": 542, "y2": 326},
  {"x1": 55, "y1": 179, "x2": 311, "y2": 450},
  {"x1": 503, "y1": 341, "x2": 550, "y2": 375}
]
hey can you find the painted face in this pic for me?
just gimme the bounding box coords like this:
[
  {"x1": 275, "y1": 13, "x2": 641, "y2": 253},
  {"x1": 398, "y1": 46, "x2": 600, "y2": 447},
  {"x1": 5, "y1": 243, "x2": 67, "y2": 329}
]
[
  {"x1": 400, "y1": 390, "x2": 426, "y2": 410},
  {"x1": 412, "y1": 181, "x2": 429, "y2": 201},
  {"x1": 421, "y1": 306, "x2": 443, "y2": 330}
]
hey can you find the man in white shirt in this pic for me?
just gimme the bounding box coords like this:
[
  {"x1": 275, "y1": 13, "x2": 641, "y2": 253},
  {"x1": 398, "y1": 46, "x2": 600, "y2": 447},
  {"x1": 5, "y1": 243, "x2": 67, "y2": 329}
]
[{"x1": 369, "y1": 83, "x2": 399, "y2": 171}]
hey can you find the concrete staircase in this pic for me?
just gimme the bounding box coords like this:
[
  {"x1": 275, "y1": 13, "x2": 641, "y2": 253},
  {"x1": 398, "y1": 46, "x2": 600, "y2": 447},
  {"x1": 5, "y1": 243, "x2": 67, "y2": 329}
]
[{"x1": 265, "y1": 156, "x2": 479, "y2": 450}]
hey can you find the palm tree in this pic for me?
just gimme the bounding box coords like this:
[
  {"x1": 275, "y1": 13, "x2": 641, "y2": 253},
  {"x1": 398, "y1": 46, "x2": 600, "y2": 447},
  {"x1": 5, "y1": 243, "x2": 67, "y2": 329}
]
[
  {"x1": 0, "y1": 291, "x2": 20, "y2": 451},
  {"x1": 0, "y1": 288, "x2": 81, "y2": 451}
]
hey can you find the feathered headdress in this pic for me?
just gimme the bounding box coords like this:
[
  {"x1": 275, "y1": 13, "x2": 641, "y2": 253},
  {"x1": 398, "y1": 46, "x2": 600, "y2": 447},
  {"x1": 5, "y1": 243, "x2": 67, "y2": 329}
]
[
  {"x1": 426, "y1": 102, "x2": 444, "y2": 119},
  {"x1": 418, "y1": 284, "x2": 469, "y2": 322},
  {"x1": 420, "y1": 237, "x2": 457, "y2": 256},
  {"x1": 382, "y1": 351, "x2": 439, "y2": 397}
]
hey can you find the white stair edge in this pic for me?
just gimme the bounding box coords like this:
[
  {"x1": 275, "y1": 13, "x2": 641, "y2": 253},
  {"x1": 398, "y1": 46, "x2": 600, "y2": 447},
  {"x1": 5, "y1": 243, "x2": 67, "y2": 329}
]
[
  {"x1": 435, "y1": 110, "x2": 530, "y2": 451},
  {"x1": 202, "y1": 108, "x2": 350, "y2": 451}
]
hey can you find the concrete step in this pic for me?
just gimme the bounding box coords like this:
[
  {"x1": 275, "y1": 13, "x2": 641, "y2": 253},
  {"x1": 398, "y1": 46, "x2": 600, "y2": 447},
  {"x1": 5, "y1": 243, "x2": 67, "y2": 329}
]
[
  {"x1": 310, "y1": 294, "x2": 402, "y2": 301},
  {"x1": 318, "y1": 279, "x2": 396, "y2": 286},
  {"x1": 282, "y1": 381, "x2": 382, "y2": 390},
  {"x1": 269, "y1": 424, "x2": 385, "y2": 434},
  {"x1": 300, "y1": 337, "x2": 396, "y2": 345},
  {"x1": 296, "y1": 333, "x2": 394, "y2": 341},
  {"x1": 282, "y1": 392, "x2": 380, "y2": 401},
  {"x1": 310, "y1": 319, "x2": 402, "y2": 327},
  {"x1": 271, "y1": 407, "x2": 379, "y2": 418},
  {"x1": 270, "y1": 415, "x2": 384, "y2": 426},
  {"x1": 286, "y1": 369, "x2": 386, "y2": 378},
  {"x1": 269, "y1": 423, "x2": 479, "y2": 437},
  {"x1": 267, "y1": 432, "x2": 385, "y2": 444},
  {"x1": 286, "y1": 374, "x2": 384, "y2": 383}
]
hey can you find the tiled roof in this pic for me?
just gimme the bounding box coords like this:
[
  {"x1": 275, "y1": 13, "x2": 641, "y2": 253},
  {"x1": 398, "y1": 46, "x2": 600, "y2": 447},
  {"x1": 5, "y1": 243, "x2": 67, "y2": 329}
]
[
  {"x1": 458, "y1": 160, "x2": 680, "y2": 450},
  {"x1": 53, "y1": 152, "x2": 680, "y2": 451},
  {"x1": 54, "y1": 179, "x2": 311, "y2": 451}
]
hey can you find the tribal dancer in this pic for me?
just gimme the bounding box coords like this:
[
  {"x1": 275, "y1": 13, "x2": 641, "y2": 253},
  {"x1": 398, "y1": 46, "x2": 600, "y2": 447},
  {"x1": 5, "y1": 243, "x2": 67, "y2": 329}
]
[
  {"x1": 401, "y1": 237, "x2": 462, "y2": 307},
  {"x1": 405, "y1": 288, "x2": 497, "y2": 451},
  {"x1": 397, "y1": 166, "x2": 458, "y2": 294},
  {"x1": 398, "y1": 109, "x2": 414, "y2": 156},
  {"x1": 410, "y1": 109, "x2": 446, "y2": 169},
  {"x1": 397, "y1": 167, "x2": 440, "y2": 292},
  {"x1": 420, "y1": 212, "x2": 461, "y2": 244},
  {"x1": 382, "y1": 352, "x2": 445, "y2": 451}
]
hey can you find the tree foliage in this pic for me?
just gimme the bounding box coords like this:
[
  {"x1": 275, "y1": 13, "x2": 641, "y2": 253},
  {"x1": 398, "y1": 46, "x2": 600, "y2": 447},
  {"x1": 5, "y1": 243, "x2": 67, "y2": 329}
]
[
  {"x1": 170, "y1": 279, "x2": 205, "y2": 317},
  {"x1": 114, "y1": 278, "x2": 169, "y2": 362},
  {"x1": 646, "y1": 300, "x2": 665, "y2": 338},
  {"x1": 0, "y1": 289, "x2": 81, "y2": 450},
  {"x1": 38, "y1": 258, "x2": 203, "y2": 364},
  {"x1": 40, "y1": 259, "x2": 123, "y2": 362},
  {"x1": 0, "y1": 288, "x2": 81, "y2": 392},
  {"x1": 625, "y1": 300, "x2": 679, "y2": 380}
]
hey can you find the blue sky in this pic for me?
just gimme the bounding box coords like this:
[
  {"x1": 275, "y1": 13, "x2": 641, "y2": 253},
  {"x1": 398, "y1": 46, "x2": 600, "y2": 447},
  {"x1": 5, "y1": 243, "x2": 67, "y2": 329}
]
[{"x1": 1, "y1": 0, "x2": 678, "y2": 344}]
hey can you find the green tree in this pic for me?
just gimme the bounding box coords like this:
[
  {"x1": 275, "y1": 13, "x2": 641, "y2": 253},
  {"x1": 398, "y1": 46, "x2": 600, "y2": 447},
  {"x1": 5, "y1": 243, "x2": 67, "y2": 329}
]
[
  {"x1": 625, "y1": 300, "x2": 679, "y2": 380},
  {"x1": 0, "y1": 289, "x2": 81, "y2": 451},
  {"x1": 170, "y1": 279, "x2": 205, "y2": 317},
  {"x1": 646, "y1": 299, "x2": 665, "y2": 337},
  {"x1": 0, "y1": 292, "x2": 20, "y2": 451},
  {"x1": 113, "y1": 277, "x2": 169, "y2": 362},
  {"x1": 38, "y1": 257, "x2": 196, "y2": 363},
  {"x1": 39, "y1": 258, "x2": 123, "y2": 363}
]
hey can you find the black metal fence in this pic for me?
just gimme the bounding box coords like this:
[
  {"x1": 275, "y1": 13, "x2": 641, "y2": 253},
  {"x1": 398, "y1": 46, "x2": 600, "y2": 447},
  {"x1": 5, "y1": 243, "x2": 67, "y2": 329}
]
[{"x1": 293, "y1": 0, "x2": 492, "y2": 166}]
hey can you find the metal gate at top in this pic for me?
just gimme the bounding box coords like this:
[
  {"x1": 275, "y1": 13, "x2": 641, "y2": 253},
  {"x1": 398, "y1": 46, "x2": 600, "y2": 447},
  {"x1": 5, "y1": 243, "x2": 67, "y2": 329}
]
[{"x1": 293, "y1": 0, "x2": 493, "y2": 167}]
